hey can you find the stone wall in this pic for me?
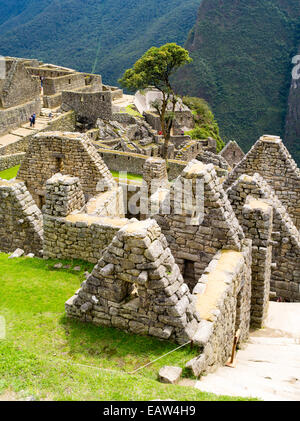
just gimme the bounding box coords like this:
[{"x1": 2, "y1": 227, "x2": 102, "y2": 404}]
[
  {"x1": 43, "y1": 73, "x2": 86, "y2": 96},
  {"x1": 44, "y1": 111, "x2": 76, "y2": 132},
  {"x1": 154, "y1": 161, "x2": 244, "y2": 290},
  {"x1": 220, "y1": 140, "x2": 245, "y2": 168},
  {"x1": 61, "y1": 90, "x2": 113, "y2": 124},
  {"x1": 196, "y1": 150, "x2": 230, "y2": 171},
  {"x1": 224, "y1": 135, "x2": 300, "y2": 230},
  {"x1": 66, "y1": 219, "x2": 200, "y2": 344},
  {"x1": 0, "y1": 98, "x2": 41, "y2": 136},
  {"x1": 43, "y1": 93, "x2": 63, "y2": 109},
  {"x1": 227, "y1": 173, "x2": 300, "y2": 302},
  {"x1": 43, "y1": 213, "x2": 127, "y2": 263},
  {"x1": 98, "y1": 149, "x2": 187, "y2": 180},
  {"x1": 175, "y1": 139, "x2": 204, "y2": 161},
  {"x1": 186, "y1": 242, "x2": 252, "y2": 377},
  {"x1": 0, "y1": 153, "x2": 25, "y2": 171},
  {"x1": 0, "y1": 179, "x2": 43, "y2": 255},
  {"x1": 43, "y1": 172, "x2": 126, "y2": 262},
  {"x1": 242, "y1": 197, "x2": 273, "y2": 326},
  {"x1": 0, "y1": 59, "x2": 40, "y2": 109},
  {"x1": 18, "y1": 132, "x2": 116, "y2": 204},
  {"x1": 44, "y1": 174, "x2": 86, "y2": 217}
]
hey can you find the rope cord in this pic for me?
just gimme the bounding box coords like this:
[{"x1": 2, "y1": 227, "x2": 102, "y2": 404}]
[
  {"x1": 40, "y1": 340, "x2": 192, "y2": 377},
  {"x1": 128, "y1": 341, "x2": 192, "y2": 375}
]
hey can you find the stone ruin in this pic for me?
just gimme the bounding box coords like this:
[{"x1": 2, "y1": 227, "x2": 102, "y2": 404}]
[
  {"x1": 0, "y1": 57, "x2": 299, "y2": 378},
  {"x1": 1, "y1": 128, "x2": 299, "y2": 377}
]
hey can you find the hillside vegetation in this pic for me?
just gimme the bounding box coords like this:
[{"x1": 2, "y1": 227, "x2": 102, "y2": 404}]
[
  {"x1": 0, "y1": 0, "x2": 201, "y2": 86},
  {"x1": 183, "y1": 96, "x2": 225, "y2": 152},
  {"x1": 175, "y1": 0, "x2": 300, "y2": 162}
]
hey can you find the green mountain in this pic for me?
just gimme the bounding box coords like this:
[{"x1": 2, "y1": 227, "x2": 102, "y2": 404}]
[
  {"x1": 175, "y1": 0, "x2": 300, "y2": 164},
  {"x1": 1, "y1": 0, "x2": 300, "y2": 164},
  {"x1": 0, "y1": 0, "x2": 201, "y2": 85}
]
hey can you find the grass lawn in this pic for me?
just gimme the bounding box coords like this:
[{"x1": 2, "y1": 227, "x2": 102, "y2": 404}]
[
  {"x1": 111, "y1": 170, "x2": 143, "y2": 182},
  {"x1": 0, "y1": 253, "x2": 254, "y2": 401},
  {"x1": 120, "y1": 104, "x2": 143, "y2": 118},
  {"x1": 0, "y1": 165, "x2": 20, "y2": 180}
]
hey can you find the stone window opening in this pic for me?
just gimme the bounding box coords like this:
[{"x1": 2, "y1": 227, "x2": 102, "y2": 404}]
[
  {"x1": 68, "y1": 79, "x2": 71, "y2": 84},
  {"x1": 124, "y1": 282, "x2": 139, "y2": 304},
  {"x1": 56, "y1": 157, "x2": 64, "y2": 172}
]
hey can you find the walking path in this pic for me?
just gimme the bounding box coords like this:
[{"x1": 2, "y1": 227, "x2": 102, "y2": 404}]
[
  {"x1": 0, "y1": 112, "x2": 59, "y2": 149},
  {"x1": 193, "y1": 302, "x2": 300, "y2": 401}
]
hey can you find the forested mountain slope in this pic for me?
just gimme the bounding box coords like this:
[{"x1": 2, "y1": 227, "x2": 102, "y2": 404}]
[
  {"x1": 1, "y1": 0, "x2": 300, "y2": 164},
  {"x1": 0, "y1": 0, "x2": 201, "y2": 85},
  {"x1": 175, "y1": 0, "x2": 300, "y2": 163}
]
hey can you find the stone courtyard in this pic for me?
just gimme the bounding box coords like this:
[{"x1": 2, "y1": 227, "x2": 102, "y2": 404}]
[{"x1": 0, "y1": 57, "x2": 299, "y2": 380}]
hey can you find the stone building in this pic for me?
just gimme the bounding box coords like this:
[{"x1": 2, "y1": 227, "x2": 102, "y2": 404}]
[
  {"x1": 0, "y1": 57, "x2": 41, "y2": 135},
  {"x1": 1, "y1": 56, "x2": 300, "y2": 379},
  {"x1": 18, "y1": 131, "x2": 116, "y2": 206}
]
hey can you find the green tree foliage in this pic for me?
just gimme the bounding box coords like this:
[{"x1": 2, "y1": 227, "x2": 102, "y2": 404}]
[
  {"x1": 183, "y1": 96, "x2": 225, "y2": 152},
  {"x1": 119, "y1": 43, "x2": 192, "y2": 159}
]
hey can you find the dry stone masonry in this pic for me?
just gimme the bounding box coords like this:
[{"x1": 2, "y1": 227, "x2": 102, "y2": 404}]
[
  {"x1": 186, "y1": 242, "x2": 252, "y2": 376},
  {"x1": 227, "y1": 173, "x2": 300, "y2": 302},
  {"x1": 1, "y1": 55, "x2": 300, "y2": 379},
  {"x1": 66, "y1": 219, "x2": 200, "y2": 344},
  {"x1": 18, "y1": 132, "x2": 116, "y2": 204},
  {"x1": 224, "y1": 135, "x2": 300, "y2": 230},
  {"x1": 0, "y1": 179, "x2": 43, "y2": 255}
]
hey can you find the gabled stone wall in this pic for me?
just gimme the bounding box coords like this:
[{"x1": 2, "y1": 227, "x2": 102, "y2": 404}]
[
  {"x1": 0, "y1": 179, "x2": 43, "y2": 254},
  {"x1": 220, "y1": 140, "x2": 245, "y2": 168},
  {"x1": 0, "y1": 59, "x2": 40, "y2": 109},
  {"x1": 66, "y1": 219, "x2": 200, "y2": 344},
  {"x1": 224, "y1": 135, "x2": 300, "y2": 230},
  {"x1": 17, "y1": 132, "x2": 116, "y2": 204},
  {"x1": 154, "y1": 161, "x2": 244, "y2": 289},
  {"x1": 227, "y1": 173, "x2": 300, "y2": 302}
]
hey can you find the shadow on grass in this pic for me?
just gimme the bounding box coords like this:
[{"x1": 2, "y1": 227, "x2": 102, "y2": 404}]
[
  {"x1": 59, "y1": 315, "x2": 199, "y2": 373},
  {"x1": 0, "y1": 255, "x2": 94, "y2": 274}
]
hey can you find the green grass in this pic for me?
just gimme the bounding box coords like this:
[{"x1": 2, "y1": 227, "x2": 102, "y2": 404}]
[
  {"x1": 111, "y1": 170, "x2": 143, "y2": 182},
  {"x1": 0, "y1": 165, "x2": 20, "y2": 180},
  {"x1": 120, "y1": 104, "x2": 143, "y2": 118},
  {"x1": 0, "y1": 166, "x2": 143, "y2": 184},
  {"x1": 0, "y1": 253, "x2": 255, "y2": 401}
]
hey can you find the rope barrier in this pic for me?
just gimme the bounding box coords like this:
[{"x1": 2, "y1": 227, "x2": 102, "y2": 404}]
[
  {"x1": 40, "y1": 340, "x2": 193, "y2": 377},
  {"x1": 128, "y1": 341, "x2": 192, "y2": 375}
]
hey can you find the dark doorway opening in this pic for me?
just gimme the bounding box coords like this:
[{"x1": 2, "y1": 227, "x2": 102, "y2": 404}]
[
  {"x1": 38, "y1": 194, "x2": 45, "y2": 209},
  {"x1": 183, "y1": 259, "x2": 196, "y2": 291}
]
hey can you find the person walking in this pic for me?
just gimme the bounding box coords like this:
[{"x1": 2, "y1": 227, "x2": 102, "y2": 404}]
[{"x1": 31, "y1": 113, "x2": 36, "y2": 128}]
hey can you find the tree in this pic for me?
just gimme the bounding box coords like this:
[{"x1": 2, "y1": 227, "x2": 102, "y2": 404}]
[{"x1": 119, "y1": 43, "x2": 192, "y2": 159}]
